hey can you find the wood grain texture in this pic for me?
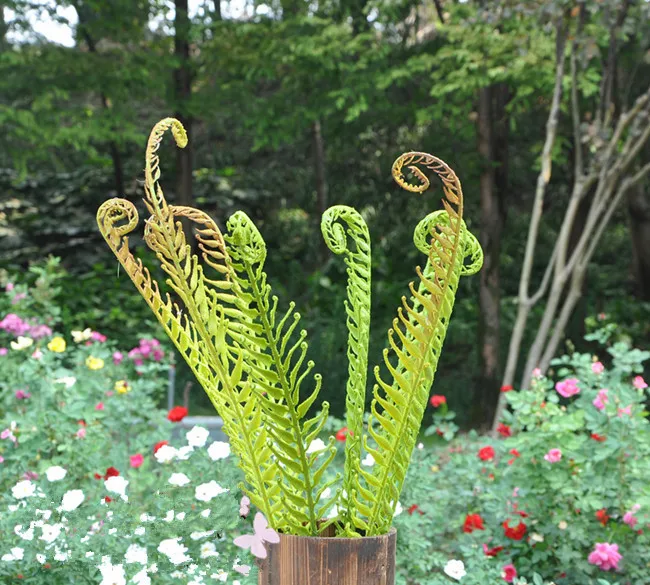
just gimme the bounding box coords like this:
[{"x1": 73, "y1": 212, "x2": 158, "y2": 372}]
[{"x1": 257, "y1": 527, "x2": 396, "y2": 585}]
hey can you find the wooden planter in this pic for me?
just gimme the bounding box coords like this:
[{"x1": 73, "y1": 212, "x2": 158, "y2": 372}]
[{"x1": 257, "y1": 525, "x2": 397, "y2": 585}]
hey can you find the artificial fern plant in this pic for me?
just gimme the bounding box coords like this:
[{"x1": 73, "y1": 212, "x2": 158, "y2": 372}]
[{"x1": 97, "y1": 118, "x2": 483, "y2": 538}]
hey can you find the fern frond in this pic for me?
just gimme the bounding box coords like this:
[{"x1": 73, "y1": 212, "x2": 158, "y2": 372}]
[
  {"x1": 321, "y1": 205, "x2": 371, "y2": 536},
  {"x1": 96, "y1": 119, "x2": 282, "y2": 527},
  {"x1": 358, "y1": 152, "x2": 483, "y2": 536},
  {"x1": 224, "y1": 211, "x2": 338, "y2": 536}
]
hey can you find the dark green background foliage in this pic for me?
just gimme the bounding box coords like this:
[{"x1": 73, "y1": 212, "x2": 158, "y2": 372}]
[{"x1": 1, "y1": 0, "x2": 649, "y2": 425}]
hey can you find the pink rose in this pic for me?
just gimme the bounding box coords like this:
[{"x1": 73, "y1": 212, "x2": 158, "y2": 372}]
[
  {"x1": 95, "y1": 402, "x2": 105, "y2": 411},
  {"x1": 532, "y1": 368, "x2": 542, "y2": 378},
  {"x1": 593, "y1": 389, "x2": 609, "y2": 411},
  {"x1": 555, "y1": 378, "x2": 580, "y2": 398},
  {"x1": 633, "y1": 376, "x2": 647, "y2": 390},
  {"x1": 129, "y1": 454, "x2": 144, "y2": 468},
  {"x1": 6, "y1": 283, "x2": 14, "y2": 291},
  {"x1": 91, "y1": 331, "x2": 107, "y2": 343},
  {"x1": 618, "y1": 405, "x2": 632, "y2": 417},
  {"x1": 592, "y1": 362, "x2": 604, "y2": 374},
  {"x1": 0, "y1": 348, "x2": 7, "y2": 356},
  {"x1": 588, "y1": 542, "x2": 622, "y2": 571},
  {"x1": 623, "y1": 511, "x2": 638, "y2": 528},
  {"x1": 544, "y1": 448, "x2": 562, "y2": 463},
  {"x1": 112, "y1": 351, "x2": 124, "y2": 366},
  {"x1": 76, "y1": 428, "x2": 86, "y2": 439},
  {"x1": 501, "y1": 563, "x2": 517, "y2": 583},
  {"x1": 31, "y1": 349, "x2": 43, "y2": 360}
]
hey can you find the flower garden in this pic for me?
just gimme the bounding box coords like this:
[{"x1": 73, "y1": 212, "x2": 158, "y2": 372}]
[{"x1": 2, "y1": 267, "x2": 650, "y2": 585}]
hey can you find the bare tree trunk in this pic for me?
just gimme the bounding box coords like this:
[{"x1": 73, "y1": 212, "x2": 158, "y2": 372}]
[
  {"x1": 628, "y1": 183, "x2": 650, "y2": 301},
  {"x1": 312, "y1": 119, "x2": 329, "y2": 263},
  {"x1": 174, "y1": 0, "x2": 194, "y2": 240}
]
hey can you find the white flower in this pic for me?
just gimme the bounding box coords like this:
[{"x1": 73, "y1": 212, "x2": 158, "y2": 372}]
[
  {"x1": 134, "y1": 527, "x2": 146, "y2": 536},
  {"x1": 176, "y1": 512, "x2": 185, "y2": 521},
  {"x1": 195, "y1": 480, "x2": 228, "y2": 502},
  {"x1": 530, "y1": 532, "x2": 544, "y2": 543},
  {"x1": 176, "y1": 445, "x2": 194, "y2": 460},
  {"x1": 11, "y1": 336, "x2": 33, "y2": 350},
  {"x1": 105, "y1": 476, "x2": 129, "y2": 496},
  {"x1": 417, "y1": 442, "x2": 424, "y2": 449},
  {"x1": 361, "y1": 453, "x2": 375, "y2": 467},
  {"x1": 207, "y1": 441, "x2": 230, "y2": 461},
  {"x1": 157, "y1": 537, "x2": 191, "y2": 565},
  {"x1": 154, "y1": 445, "x2": 178, "y2": 464},
  {"x1": 14, "y1": 524, "x2": 34, "y2": 541},
  {"x1": 36, "y1": 509, "x2": 52, "y2": 520},
  {"x1": 98, "y1": 559, "x2": 126, "y2": 585},
  {"x1": 164, "y1": 510, "x2": 175, "y2": 523},
  {"x1": 54, "y1": 547, "x2": 69, "y2": 562},
  {"x1": 168, "y1": 473, "x2": 190, "y2": 487},
  {"x1": 53, "y1": 376, "x2": 76, "y2": 388},
  {"x1": 443, "y1": 559, "x2": 466, "y2": 581},
  {"x1": 132, "y1": 567, "x2": 151, "y2": 585},
  {"x1": 61, "y1": 489, "x2": 85, "y2": 511},
  {"x1": 186, "y1": 426, "x2": 210, "y2": 448},
  {"x1": 40, "y1": 523, "x2": 63, "y2": 544},
  {"x1": 36, "y1": 554, "x2": 46, "y2": 564},
  {"x1": 200, "y1": 542, "x2": 219, "y2": 558},
  {"x1": 200, "y1": 509, "x2": 211, "y2": 518},
  {"x1": 46, "y1": 466, "x2": 67, "y2": 482},
  {"x1": 306, "y1": 438, "x2": 326, "y2": 454},
  {"x1": 1, "y1": 547, "x2": 24, "y2": 562},
  {"x1": 86, "y1": 551, "x2": 95, "y2": 558},
  {"x1": 12, "y1": 480, "x2": 36, "y2": 499},
  {"x1": 124, "y1": 544, "x2": 148, "y2": 565},
  {"x1": 211, "y1": 570, "x2": 228, "y2": 582},
  {"x1": 393, "y1": 502, "x2": 403, "y2": 517},
  {"x1": 71, "y1": 328, "x2": 93, "y2": 343},
  {"x1": 190, "y1": 530, "x2": 214, "y2": 540},
  {"x1": 139, "y1": 514, "x2": 155, "y2": 522}
]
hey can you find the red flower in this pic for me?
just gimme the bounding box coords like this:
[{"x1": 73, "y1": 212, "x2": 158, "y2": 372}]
[
  {"x1": 407, "y1": 504, "x2": 424, "y2": 516},
  {"x1": 153, "y1": 440, "x2": 169, "y2": 454},
  {"x1": 104, "y1": 496, "x2": 112, "y2": 503},
  {"x1": 167, "y1": 406, "x2": 188, "y2": 422},
  {"x1": 478, "y1": 446, "x2": 495, "y2": 461},
  {"x1": 430, "y1": 395, "x2": 446, "y2": 408},
  {"x1": 502, "y1": 520, "x2": 527, "y2": 540},
  {"x1": 502, "y1": 564, "x2": 517, "y2": 583},
  {"x1": 515, "y1": 510, "x2": 529, "y2": 518},
  {"x1": 591, "y1": 433, "x2": 607, "y2": 442},
  {"x1": 483, "y1": 544, "x2": 504, "y2": 557},
  {"x1": 463, "y1": 513, "x2": 485, "y2": 533},
  {"x1": 497, "y1": 423, "x2": 512, "y2": 438},
  {"x1": 93, "y1": 473, "x2": 102, "y2": 480},
  {"x1": 104, "y1": 467, "x2": 120, "y2": 480},
  {"x1": 335, "y1": 427, "x2": 352, "y2": 442},
  {"x1": 595, "y1": 509, "x2": 609, "y2": 526},
  {"x1": 507, "y1": 448, "x2": 520, "y2": 465},
  {"x1": 78, "y1": 420, "x2": 86, "y2": 427},
  {"x1": 500, "y1": 385, "x2": 514, "y2": 393}
]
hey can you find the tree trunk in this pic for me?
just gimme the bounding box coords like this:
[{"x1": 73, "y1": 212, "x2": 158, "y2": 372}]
[
  {"x1": 628, "y1": 182, "x2": 650, "y2": 300},
  {"x1": 174, "y1": 0, "x2": 194, "y2": 240},
  {"x1": 312, "y1": 119, "x2": 329, "y2": 263},
  {"x1": 473, "y1": 83, "x2": 508, "y2": 428}
]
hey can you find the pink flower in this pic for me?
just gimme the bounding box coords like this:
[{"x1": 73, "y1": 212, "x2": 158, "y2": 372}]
[
  {"x1": 91, "y1": 331, "x2": 107, "y2": 343},
  {"x1": 0, "y1": 455, "x2": 4, "y2": 463},
  {"x1": 532, "y1": 368, "x2": 542, "y2": 378},
  {"x1": 6, "y1": 282, "x2": 14, "y2": 291},
  {"x1": 618, "y1": 405, "x2": 632, "y2": 417},
  {"x1": 1, "y1": 428, "x2": 16, "y2": 443},
  {"x1": 28, "y1": 324, "x2": 52, "y2": 339},
  {"x1": 555, "y1": 378, "x2": 580, "y2": 398},
  {"x1": 0, "y1": 313, "x2": 31, "y2": 336},
  {"x1": 588, "y1": 542, "x2": 622, "y2": 571},
  {"x1": 76, "y1": 428, "x2": 86, "y2": 439},
  {"x1": 501, "y1": 563, "x2": 517, "y2": 582},
  {"x1": 544, "y1": 448, "x2": 562, "y2": 463},
  {"x1": 130, "y1": 454, "x2": 144, "y2": 468},
  {"x1": 0, "y1": 348, "x2": 7, "y2": 356},
  {"x1": 23, "y1": 471, "x2": 38, "y2": 480},
  {"x1": 15, "y1": 390, "x2": 31, "y2": 400},
  {"x1": 633, "y1": 376, "x2": 647, "y2": 390},
  {"x1": 112, "y1": 351, "x2": 124, "y2": 366},
  {"x1": 623, "y1": 511, "x2": 638, "y2": 528},
  {"x1": 95, "y1": 402, "x2": 105, "y2": 411},
  {"x1": 592, "y1": 362, "x2": 604, "y2": 374},
  {"x1": 31, "y1": 349, "x2": 43, "y2": 360},
  {"x1": 593, "y1": 389, "x2": 609, "y2": 411},
  {"x1": 11, "y1": 292, "x2": 27, "y2": 305}
]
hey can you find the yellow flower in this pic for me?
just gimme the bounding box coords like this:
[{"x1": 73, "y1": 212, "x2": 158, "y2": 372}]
[
  {"x1": 11, "y1": 336, "x2": 33, "y2": 351},
  {"x1": 86, "y1": 356, "x2": 105, "y2": 371},
  {"x1": 114, "y1": 380, "x2": 131, "y2": 394},
  {"x1": 71, "y1": 328, "x2": 92, "y2": 343},
  {"x1": 47, "y1": 337, "x2": 66, "y2": 353}
]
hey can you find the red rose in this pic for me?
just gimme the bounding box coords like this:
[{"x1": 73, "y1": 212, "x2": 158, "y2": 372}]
[
  {"x1": 497, "y1": 423, "x2": 512, "y2": 438},
  {"x1": 104, "y1": 496, "x2": 112, "y2": 503},
  {"x1": 463, "y1": 513, "x2": 485, "y2": 533},
  {"x1": 478, "y1": 446, "x2": 495, "y2": 461},
  {"x1": 515, "y1": 510, "x2": 529, "y2": 518},
  {"x1": 595, "y1": 509, "x2": 609, "y2": 526},
  {"x1": 502, "y1": 520, "x2": 527, "y2": 540},
  {"x1": 167, "y1": 406, "x2": 188, "y2": 422},
  {"x1": 104, "y1": 467, "x2": 120, "y2": 480},
  {"x1": 93, "y1": 473, "x2": 102, "y2": 480},
  {"x1": 502, "y1": 564, "x2": 517, "y2": 583},
  {"x1": 335, "y1": 427, "x2": 351, "y2": 442},
  {"x1": 500, "y1": 385, "x2": 514, "y2": 393},
  {"x1": 407, "y1": 504, "x2": 424, "y2": 516},
  {"x1": 430, "y1": 395, "x2": 446, "y2": 408},
  {"x1": 153, "y1": 440, "x2": 169, "y2": 454},
  {"x1": 483, "y1": 544, "x2": 504, "y2": 557},
  {"x1": 591, "y1": 433, "x2": 607, "y2": 442}
]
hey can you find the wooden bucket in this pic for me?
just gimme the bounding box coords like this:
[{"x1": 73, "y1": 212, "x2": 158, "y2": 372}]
[{"x1": 257, "y1": 525, "x2": 397, "y2": 585}]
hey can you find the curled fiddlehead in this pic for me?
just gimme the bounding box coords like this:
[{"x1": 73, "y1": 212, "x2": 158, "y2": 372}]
[
  {"x1": 321, "y1": 205, "x2": 372, "y2": 535},
  {"x1": 355, "y1": 152, "x2": 483, "y2": 536}
]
